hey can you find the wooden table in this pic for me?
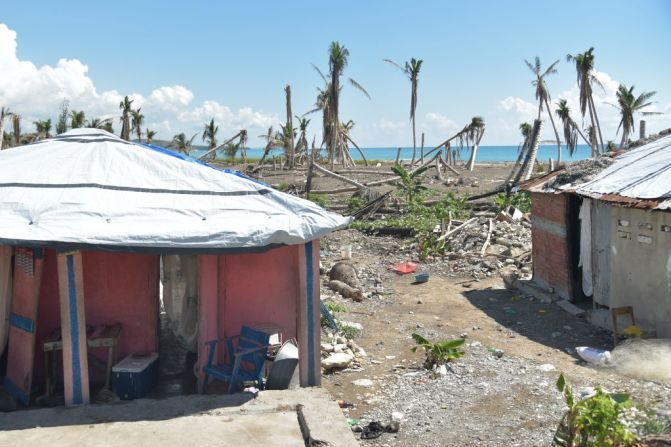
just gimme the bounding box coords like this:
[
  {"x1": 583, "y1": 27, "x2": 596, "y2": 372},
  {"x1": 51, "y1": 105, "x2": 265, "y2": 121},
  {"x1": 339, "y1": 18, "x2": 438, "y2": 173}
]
[{"x1": 43, "y1": 323, "x2": 121, "y2": 395}]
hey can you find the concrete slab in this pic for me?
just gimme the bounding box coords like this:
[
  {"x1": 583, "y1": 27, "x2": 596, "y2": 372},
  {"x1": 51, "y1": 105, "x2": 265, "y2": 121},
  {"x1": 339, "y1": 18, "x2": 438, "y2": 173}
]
[
  {"x1": 556, "y1": 299, "x2": 586, "y2": 317},
  {"x1": 0, "y1": 388, "x2": 358, "y2": 447}
]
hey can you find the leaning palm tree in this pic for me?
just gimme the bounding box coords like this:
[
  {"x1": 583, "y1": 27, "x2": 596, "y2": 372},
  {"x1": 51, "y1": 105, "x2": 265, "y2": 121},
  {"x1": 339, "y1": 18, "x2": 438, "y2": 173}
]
[
  {"x1": 506, "y1": 122, "x2": 533, "y2": 186},
  {"x1": 316, "y1": 42, "x2": 370, "y2": 168},
  {"x1": 525, "y1": 57, "x2": 562, "y2": 164},
  {"x1": 0, "y1": 107, "x2": 13, "y2": 149},
  {"x1": 145, "y1": 129, "x2": 157, "y2": 144},
  {"x1": 384, "y1": 57, "x2": 423, "y2": 165},
  {"x1": 253, "y1": 126, "x2": 283, "y2": 171},
  {"x1": 202, "y1": 118, "x2": 218, "y2": 153},
  {"x1": 70, "y1": 110, "x2": 86, "y2": 129},
  {"x1": 555, "y1": 99, "x2": 590, "y2": 157},
  {"x1": 613, "y1": 84, "x2": 658, "y2": 148},
  {"x1": 464, "y1": 117, "x2": 485, "y2": 171},
  {"x1": 119, "y1": 96, "x2": 133, "y2": 140},
  {"x1": 171, "y1": 132, "x2": 197, "y2": 155},
  {"x1": 567, "y1": 48, "x2": 604, "y2": 155},
  {"x1": 131, "y1": 108, "x2": 144, "y2": 142}
]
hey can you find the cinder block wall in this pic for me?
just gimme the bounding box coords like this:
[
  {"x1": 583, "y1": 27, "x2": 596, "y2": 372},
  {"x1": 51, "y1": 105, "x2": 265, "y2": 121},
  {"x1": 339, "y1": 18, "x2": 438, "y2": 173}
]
[{"x1": 530, "y1": 192, "x2": 571, "y2": 299}]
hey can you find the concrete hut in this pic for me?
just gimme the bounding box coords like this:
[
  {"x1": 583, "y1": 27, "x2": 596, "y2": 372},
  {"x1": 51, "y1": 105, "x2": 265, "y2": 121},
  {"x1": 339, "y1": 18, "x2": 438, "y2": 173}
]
[
  {"x1": 0, "y1": 128, "x2": 349, "y2": 406},
  {"x1": 521, "y1": 134, "x2": 671, "y2": 338}
]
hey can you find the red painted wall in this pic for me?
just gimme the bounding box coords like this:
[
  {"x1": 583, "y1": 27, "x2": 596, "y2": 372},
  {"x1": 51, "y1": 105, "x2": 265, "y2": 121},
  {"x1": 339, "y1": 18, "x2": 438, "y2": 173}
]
[{"x1": 34, "y1": 250, "x2": 159, "y2": 383}]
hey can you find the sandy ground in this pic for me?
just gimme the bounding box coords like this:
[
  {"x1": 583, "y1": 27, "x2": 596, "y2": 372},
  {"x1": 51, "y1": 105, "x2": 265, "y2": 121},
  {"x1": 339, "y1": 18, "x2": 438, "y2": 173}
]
[{"x1": 317, "y1": 229, "x2": 671, "y2": 445}]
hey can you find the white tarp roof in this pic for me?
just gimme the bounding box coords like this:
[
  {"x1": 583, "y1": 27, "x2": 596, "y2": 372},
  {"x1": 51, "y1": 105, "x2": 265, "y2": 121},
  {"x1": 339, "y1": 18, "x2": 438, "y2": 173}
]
[
  {"x1": 0, "y1": 129, "x2": 351, "y2": 252},
  {"x1": 576, "y1": 134, "x2": 671, "y2": 209}
]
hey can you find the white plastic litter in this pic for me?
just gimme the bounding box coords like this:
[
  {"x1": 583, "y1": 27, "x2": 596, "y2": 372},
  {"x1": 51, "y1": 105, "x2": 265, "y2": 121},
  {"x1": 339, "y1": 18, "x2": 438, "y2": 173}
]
[{"x1": 576, "y1": 346, "x2": 612, "y2": 366}]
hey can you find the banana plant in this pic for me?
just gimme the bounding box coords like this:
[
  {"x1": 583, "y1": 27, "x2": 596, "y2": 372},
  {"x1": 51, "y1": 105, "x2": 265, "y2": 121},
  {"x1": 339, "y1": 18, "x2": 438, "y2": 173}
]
[
  {"x1": 391, "y1": 162, "x2": 430, "y2": 205},
  {"x1": 411, "y1": 333, "x2": 465, "y2": 369}
]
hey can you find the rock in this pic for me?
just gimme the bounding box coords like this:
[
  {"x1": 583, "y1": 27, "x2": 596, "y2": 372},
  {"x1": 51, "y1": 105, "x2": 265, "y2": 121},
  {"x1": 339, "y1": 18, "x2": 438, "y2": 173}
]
[
  {"x1": 538, "y1": 363, "x2": 556, "y2": 372},
  {"x1": 389, "y1": 412, "x2": 404, "y2": 433},
  {"x1": 329, "y1": 261, "x2": 360, "y2": 288},
  {"x1": 322, "y1": 353, "x2": 354, "y2": 370},
  {"x1": 352, "y1": 378, "x2": 374, "y2": 388},
  {"x1": 321, "y1": 343, "x2": 334, "y2": 352}
]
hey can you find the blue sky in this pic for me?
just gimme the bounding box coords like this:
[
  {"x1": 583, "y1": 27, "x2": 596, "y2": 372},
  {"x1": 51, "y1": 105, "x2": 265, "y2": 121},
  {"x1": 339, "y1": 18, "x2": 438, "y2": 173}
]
[{"x1": 2, "y1": 0, "x2": 670, "y2": 146}]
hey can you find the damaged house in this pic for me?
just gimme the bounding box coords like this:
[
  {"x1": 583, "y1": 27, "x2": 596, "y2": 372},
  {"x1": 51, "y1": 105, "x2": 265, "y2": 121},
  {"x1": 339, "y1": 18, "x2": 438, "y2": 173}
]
[{"x1": 521, "y1": 134, "x2": 671, "y2": 338}]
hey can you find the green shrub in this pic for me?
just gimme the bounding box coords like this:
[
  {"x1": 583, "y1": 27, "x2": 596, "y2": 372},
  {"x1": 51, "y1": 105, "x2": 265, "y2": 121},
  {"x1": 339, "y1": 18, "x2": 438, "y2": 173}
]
[
  {"x1": 411, "y1": 333, "x2": 465, "y2": 369},
  {"x1": 308, "y1": 192, "x2": 329, "y2": 208},
  {"x1": 494, "y1": 192, "x2": 531, "y2": 213},
  {"x1": 346, "y1": 196, "x2": 366, "y2": 214},
  {"x1": 554, "y1": 373, "x2": 638, "y2": 447}
]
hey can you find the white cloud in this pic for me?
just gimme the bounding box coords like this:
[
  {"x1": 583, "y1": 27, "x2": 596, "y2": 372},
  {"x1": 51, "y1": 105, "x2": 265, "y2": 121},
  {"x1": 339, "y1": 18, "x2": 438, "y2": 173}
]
[
  {"x1": 498, "y1": 96, "x2": 537, "y2": 119},
  {"x1": 376, "y1": 119, "x2": 406, "y2": 131},
  {"x1": 423, "y1": 112, "x2": 458, "y2": 131},
  {"x1": 0, "y1": 23, "x2": 277, "y2": 142}
]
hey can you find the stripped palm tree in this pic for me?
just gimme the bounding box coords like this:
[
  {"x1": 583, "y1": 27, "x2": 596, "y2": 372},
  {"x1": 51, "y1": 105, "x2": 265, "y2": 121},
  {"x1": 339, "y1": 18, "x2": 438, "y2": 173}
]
[
  {"x1": 131, "y1": 109, "x2": 144, "y2": 142},
  {"x1": 119, "y1": 96, "x2": 133, "y2": 140},
  {"x1": 613, "y1": 85, "x2": 659, "y2": 148},
  {"x1": 284, "y1": 85, "x2": 296, "y2": 168},
  {"x1": 555, "y1": 99, "x2": 590, "y2": 157},
  {"x1": 171, "y1": 132, "x2": 197, "y2": 155},
  {"x1": 145, "y1": 129, "x2": 157, "y2": 144},
  {"x1": 518, "y1": 119, "x2": 544, "y2": 182},
  {"x1": 70, "y1": 110, "x2": 86, "y2": 129},
  {"x1": 525, "y1": 57, "x2": 562, "y2": 164},
  {"x1": 12, "y1": 114, "x2": 21, "y2": 146},
  {"x1": 464, "y1": 117, "x2": 485, "y2": 171},
  {"x1": 567, "y1": 48, "x2": 604, "y2": 155},
  {"x1": 314, "y1": 42, "x2": 370, "y2": 169},
  {"x1": 384, "y1": 57, "x2": 423, "y2": 165},
  {"x1": 202, "y1": 118, "x2": 218, "y2": 154}
]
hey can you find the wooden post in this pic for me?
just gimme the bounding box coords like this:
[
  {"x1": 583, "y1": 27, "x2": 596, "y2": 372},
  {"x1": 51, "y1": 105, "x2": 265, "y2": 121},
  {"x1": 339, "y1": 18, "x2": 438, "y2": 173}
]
[
  {"x1": 197, "y1": 255, "x2": 220, "y2": 393},
  {"x1": 57, "y1": 251, "x2": 90, "y2": 406},
  {"x1": 395, "y1": 148, "x2": 401, "y2": 164},
  {"x1": 297, "y1": 241, "x2": 320, "y2": 386},
  {"x1": 420, "y1": 132, "x2": 425, "y2": 164}
]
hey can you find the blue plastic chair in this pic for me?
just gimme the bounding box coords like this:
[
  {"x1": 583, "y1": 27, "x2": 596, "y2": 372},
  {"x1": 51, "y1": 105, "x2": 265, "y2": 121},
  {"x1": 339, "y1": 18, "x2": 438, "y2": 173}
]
[{"x1": 203, "y1": 326, "x2": 271, "y2": 394}]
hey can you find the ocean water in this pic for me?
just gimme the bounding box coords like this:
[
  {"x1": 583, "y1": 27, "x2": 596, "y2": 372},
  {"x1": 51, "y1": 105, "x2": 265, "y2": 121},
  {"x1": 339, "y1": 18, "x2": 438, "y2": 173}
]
[{"x1": 192, "y1": 144, "x2": 592, "y2": 163}]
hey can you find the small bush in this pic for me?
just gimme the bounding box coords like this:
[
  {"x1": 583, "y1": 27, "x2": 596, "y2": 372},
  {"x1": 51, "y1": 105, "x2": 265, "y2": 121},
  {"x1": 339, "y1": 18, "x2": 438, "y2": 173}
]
[
  {"x1": 494, "y1": 192, "x2": 531, "y2": 213},
  {"x1": 308, "y1": 192, "x2": 329, "y2": 208},
  {"x1": 340, "y1": 324, "x2": 361, "y2": 339},
  {"x1": 346, "y1": 196, "x2": 366, "y2": 214}
]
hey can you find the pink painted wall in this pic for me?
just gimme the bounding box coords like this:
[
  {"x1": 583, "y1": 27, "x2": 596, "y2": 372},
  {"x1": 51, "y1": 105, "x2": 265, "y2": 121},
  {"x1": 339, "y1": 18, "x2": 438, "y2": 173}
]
[
  {"x1": 34, "y1": 250, "x2": 159, "y2": 383},
  {"x1": 219, "y1": 244, "x2": 299, "y2": 342}
]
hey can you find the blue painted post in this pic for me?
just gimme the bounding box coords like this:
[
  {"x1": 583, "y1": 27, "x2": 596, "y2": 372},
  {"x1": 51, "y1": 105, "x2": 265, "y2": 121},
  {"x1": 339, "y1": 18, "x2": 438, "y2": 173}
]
[{"x1": 57, "y1": 251, "x2": 90, "y2": 405}]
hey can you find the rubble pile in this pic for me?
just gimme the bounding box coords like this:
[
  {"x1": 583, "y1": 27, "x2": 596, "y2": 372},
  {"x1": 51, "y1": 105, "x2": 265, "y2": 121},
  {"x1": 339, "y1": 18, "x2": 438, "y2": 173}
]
[
  {"x1": 445, "y1": 215, "x2": 532, "y2": 279},
  {"x1": 321, "y1": 331, "x2": 368, "y2": 372}
]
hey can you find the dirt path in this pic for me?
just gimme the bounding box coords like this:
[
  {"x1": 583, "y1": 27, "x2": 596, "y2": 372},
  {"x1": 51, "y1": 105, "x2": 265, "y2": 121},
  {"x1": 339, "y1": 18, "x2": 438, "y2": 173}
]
[{"x1": 321, "y1": 275, "x2": 671, "y2": 446}]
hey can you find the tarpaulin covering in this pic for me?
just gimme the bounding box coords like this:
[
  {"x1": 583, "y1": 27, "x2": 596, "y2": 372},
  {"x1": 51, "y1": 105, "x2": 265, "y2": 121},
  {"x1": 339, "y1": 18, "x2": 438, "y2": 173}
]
[
  {"x1": 0, "y1": 129, "x2": 351, "y2": 252},
  {"x1": 577, "y1": 134, "x2": 671, "y2": 209}
]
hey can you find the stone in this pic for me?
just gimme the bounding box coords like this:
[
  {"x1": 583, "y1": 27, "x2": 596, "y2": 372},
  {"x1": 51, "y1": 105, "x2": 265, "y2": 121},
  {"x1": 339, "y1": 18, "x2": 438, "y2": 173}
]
[
  {"x1": 538, "y1": 363, "x2": 556, "y2": 372},
  {"x1": 321, "y1": 343, "x2": 334, "y2": 352},
  {"x1": 351, "y1": 379, "x2": 374, "y2": 388},
  {"x1": 389, "y1": 412, "x2": 404, "y2": 433},
  {"x1": 322, "y1": 353, "x2": 354, "y2": 370}
]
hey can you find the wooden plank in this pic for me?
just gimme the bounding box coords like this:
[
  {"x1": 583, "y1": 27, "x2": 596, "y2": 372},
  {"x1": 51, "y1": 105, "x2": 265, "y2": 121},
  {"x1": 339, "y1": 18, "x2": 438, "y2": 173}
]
[
  {"x1": 4, "y1": 248, "x2": 44, "y2": 406},
  {"x1": 57, "y1": 251, "x2": 90, "y2": 406}
]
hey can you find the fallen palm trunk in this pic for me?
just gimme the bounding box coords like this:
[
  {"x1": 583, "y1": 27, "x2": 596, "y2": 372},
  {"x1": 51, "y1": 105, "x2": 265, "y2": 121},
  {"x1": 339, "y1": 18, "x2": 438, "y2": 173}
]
[
  {"x1": 480, "y1": 219, "x2": 494, "y2": 256},
  {"x1": 328, "y1": 280, "x2": 363, "y2": 301},
  {"x1": 437, "y1": 217, "x2": 477, "y2": 242},
  {"x1": 439, "y1": 157, "x2": 461, "y2": 176},
  {"x1": 311, "y1": 153, "x2": 440, "y2": 195}
]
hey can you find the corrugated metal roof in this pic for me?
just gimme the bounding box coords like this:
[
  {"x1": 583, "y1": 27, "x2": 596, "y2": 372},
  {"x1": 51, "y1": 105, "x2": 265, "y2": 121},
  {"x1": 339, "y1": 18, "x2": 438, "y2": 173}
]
[{"x1": 576, "y1": 134, "x2": 671, "y2": 210}]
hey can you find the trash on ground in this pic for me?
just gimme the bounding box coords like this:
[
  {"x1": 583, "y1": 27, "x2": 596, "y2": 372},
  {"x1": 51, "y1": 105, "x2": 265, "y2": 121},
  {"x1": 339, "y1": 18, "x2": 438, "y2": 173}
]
[
  {"x1": 576, "y1": 346, "x2": 613, "y2": 366},
  {"x1": 391, "y1": 261, "x2": 417, "y2": 274}
]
